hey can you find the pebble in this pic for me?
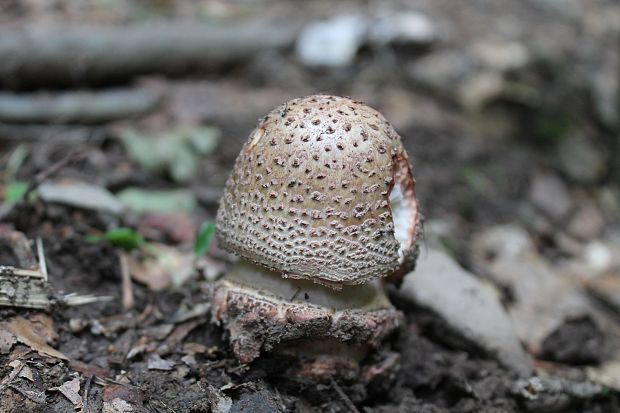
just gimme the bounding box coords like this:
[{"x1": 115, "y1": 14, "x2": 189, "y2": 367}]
[{"x1": 296, "y1": 15, "x2": 367, "y2": 67}]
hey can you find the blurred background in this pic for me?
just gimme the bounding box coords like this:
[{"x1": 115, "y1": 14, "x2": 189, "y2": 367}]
[
  {"x1": 1, "y1": 0, "x2": 620, "y2": 409},
  {"x1": 1, "y1": 0, "x2": 618, "y2": 235}
]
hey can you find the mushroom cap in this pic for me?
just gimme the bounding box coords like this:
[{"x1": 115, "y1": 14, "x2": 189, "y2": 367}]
[
  {"x1": 216, "y1": 94, "x2": 419, "y2": 287},
  {"x1": 208, "y1": 261, "x2": 403, "y2": 363}
]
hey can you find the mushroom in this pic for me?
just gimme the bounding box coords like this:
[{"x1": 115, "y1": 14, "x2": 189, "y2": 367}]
[{"x1": 209, "y1": 94, "x2": 420, "y2": 368}]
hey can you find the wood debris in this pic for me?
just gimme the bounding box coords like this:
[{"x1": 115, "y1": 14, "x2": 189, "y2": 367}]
[
  {"x1": 0, "y1": 231, "x2": 50, "y2": 309},
  {"x1": 0, "y1": 230, "x2": 114, "y2": 309}
]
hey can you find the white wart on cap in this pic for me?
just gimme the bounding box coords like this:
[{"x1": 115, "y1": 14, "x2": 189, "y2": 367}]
[{"x1": 216, "y1": 95, "x2": 419, "y2": 287}]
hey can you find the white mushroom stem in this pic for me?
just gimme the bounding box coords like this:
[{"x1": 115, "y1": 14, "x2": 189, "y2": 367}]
[
  {"x1": 222, "y1": 260, "x2": 393, "y2": 312},
  {"x1": 209, "y1": 260, "x2": 403, "y2": 363}
]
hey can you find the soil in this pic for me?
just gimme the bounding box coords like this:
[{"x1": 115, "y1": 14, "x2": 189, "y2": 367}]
[{"x1": 0, "y1": 202, "x2": 617, "y2": 412}]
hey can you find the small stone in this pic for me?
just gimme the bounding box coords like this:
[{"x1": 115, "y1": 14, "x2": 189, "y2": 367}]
[
  {"x1": 472, "y1": 41, "x2": 530, "y2": 72},
  {"x1": 68, "y1": 318, "x2": 89, "y2": 334},
  {"x1": 529, "y1": 172, "x2": 573, "y2": 221},
  {"x1": 401, "y1": 248, "x2": 532, "y2": 376},
  {"x1": 296, "y1": 15, "x2": 368, "y2": 67},
  {"x1": 582, "y1": 242, "x2": 614, "y2": 273}
]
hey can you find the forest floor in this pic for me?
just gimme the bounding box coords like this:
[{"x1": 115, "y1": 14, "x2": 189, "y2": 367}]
[{"x1": 1, "y1": 0, "x2": 620, "y2": 412}]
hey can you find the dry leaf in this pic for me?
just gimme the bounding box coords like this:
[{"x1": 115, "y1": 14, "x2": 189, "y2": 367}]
[
  {"x1": 7, "y1": 316, "x2": 68, "y2": 360},
  {"x1": 125, "y1": 245, "x2": 194, "y2": 291},
  {"x1": 56, "y1": 377, "x2": 83, "y2": 409},
  {"x1": 18, "y1": 366, "x2": 34, "y2": 382},
  {"x1": 103, "y1": 398, "x2": 135, "y2": 413},
  {"x1": 156, "y1": 320, "x2": 201, "y2": 355},
  {"x1": 29, "y1": 314, "x2": 59, "y2": 342},
  {"x1": 147, "y1": 354, "x2": 175, "y2": 371}
]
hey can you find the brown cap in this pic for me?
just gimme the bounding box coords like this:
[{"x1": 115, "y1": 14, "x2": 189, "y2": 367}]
[{"x1": 216, "y1": 95, "x2": 419, "y2": 287}]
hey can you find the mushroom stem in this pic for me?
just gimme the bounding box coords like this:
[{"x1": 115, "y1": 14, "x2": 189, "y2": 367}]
[
  {"x1": 222, "y1": 260, "x2": 392, "y2": 311},
  {"x1": 209, "y1": 260, "x2": 403, "y2": 364}
]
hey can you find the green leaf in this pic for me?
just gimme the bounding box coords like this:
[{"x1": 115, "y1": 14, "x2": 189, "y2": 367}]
[
  {"x1": 185, "y1": 127, "x2": 221, "y2": 155},
  {"x1": 88, "y1": 228, "x2": 145, "y2": 250},
  {"x1": 5, "y1": 181, "x2": 28, "y2": 204},
  {"x1": 194, "y1": 221, "x2": 216, "y2": 257},
  {"x1": 5, "y1": 144, "x2": 29, "y2": 182},
  {"x1": 119, "y1": 126, "x2": 220, "y2": 183}
]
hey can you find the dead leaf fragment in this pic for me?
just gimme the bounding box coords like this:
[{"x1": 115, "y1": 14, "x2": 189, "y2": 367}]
[
  {"x1": 103, "y1": 383, "x2": 144, "y2": 405},
  {"x1": 70, "y1": 359, "x2": 113, "y2": 379},
  {"x1": 125, "y1": 244, "x2": 194, "y2": 291},
  {"x1": 7, "y1": 316, "x2": 68, "y2": 360},
  {"x1": 147, "y1": 353, "x2": 175, "y2": 370},
  {"x1": 182, "y1": 342, "x2": 208, "y2": 355},
  {"x1": 206, "y1": 384, "x2": 232, "y2": 413},
  {"x1": 56, "y1": 377, "x2": 83, "y2": 409},
  {"x1": 18, "y1": 366, "x2": 34, "y2": 382},
  {"x1": 157, "y1": 320, "x2": 201, "y2": 355}
]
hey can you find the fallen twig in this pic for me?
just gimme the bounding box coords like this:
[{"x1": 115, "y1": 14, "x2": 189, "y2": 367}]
[
  {"x1": 0, "y1": 265, "x2": 50, "y2": 309},
  {"x1": 82, "y1": 376, "x2": 92, "y2": 413},
  {"x1": 0, "y1": 124, "x2": 104, "y2": 143},
  {"x1": 36, "y1": 238, "x2": 48, "y2": 282},
  {"x1": 330, "y1": 379, "x2": 361, "y2": 413},
  {"x1": 0, "y1": 22, "x2": 299, "y2": 88},
  {"x1": 62, "y1": 293, "x2": 115, "y2": 307},
  {"x1": 0, "y1": 230, "x2": 115, "y2": 309},
  {"x1": 119, "y1": 253, "x2": 134, "y2": 310},
  {"x1": 0, "y1": 89, "x2": 160, "y2": 124}
]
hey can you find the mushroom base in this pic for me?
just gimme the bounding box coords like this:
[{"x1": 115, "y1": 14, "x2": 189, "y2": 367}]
[{"x1": 207, "y1": 261, "x2": 403, "y2": 365}]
